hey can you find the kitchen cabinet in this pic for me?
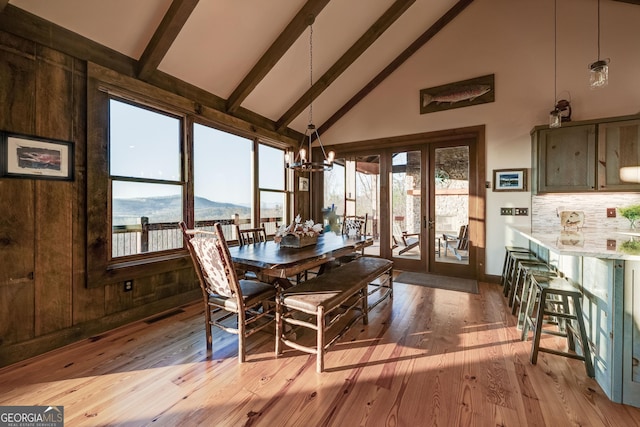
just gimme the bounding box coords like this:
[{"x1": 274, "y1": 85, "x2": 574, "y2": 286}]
[
  {"x1": 598, "y1": 119, "x2": 640, "y2": 191},
  {"x1": 531, "y1": 114, "x2": 640, "y2": 194}
]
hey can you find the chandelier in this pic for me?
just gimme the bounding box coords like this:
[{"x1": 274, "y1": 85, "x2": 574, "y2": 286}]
[{"x1": 285, "y1": 16, "x2": 334, "y2": 173}]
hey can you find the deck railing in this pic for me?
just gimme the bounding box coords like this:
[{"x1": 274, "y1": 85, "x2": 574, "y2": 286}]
[{"x1": 112, "y1": 216, "x2": 282, "y2": 258}]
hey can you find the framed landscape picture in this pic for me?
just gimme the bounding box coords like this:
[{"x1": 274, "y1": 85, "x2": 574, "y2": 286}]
[
  {"x1": 493, "y1": 168, "x2": 526, "y2": 192},
  {"x1": 0, "y1": 132, "x2": 74, "y2": 181}
]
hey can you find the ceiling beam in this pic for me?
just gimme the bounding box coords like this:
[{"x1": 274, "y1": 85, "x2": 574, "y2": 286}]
[
  {"x1": 276, "y1": 0, "x2": 416, "y2": 133},
  {"x1": 137, "y1": 0, "x2": 200, "y2": 80},
  {"x1": 0, "y1": 5, "x2": 136, "y2": 76},
  {"x1": 318, "y1": 0, "x2": 474, "y2": 136},
  {"x1": 0, "y1": 3, "x2": 302, "y2": 145},
  {"x1": 226, "y1": 0, "x2": 331, "y2": 114}
]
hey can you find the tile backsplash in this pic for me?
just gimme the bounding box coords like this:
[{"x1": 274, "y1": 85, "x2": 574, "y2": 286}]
[{"x1": 531, "y1": 193, "x2": 640, "y2": 231}]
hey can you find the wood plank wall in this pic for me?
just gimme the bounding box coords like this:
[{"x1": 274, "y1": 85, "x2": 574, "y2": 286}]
[{"x1": 0, "y1": 29, "x2": 200, "y2": 367}]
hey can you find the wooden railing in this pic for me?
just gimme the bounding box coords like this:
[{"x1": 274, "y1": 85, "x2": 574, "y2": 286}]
[{"x1": 112, "y1": 216, "x2": 282, "y2": 258}]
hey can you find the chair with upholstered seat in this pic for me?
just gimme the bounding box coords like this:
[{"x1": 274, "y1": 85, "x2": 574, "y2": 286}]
[
  {"x1": 336, "y1": 213, "x2": 368, "y2": 263},
  {"x1": 180, "y1": 221, "x2": 277, "y2": 363}
]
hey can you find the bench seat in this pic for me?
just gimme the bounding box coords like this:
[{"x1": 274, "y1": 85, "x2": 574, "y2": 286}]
[{"x1": 276, "y1": 256, "x2": 393, "y2": 373}]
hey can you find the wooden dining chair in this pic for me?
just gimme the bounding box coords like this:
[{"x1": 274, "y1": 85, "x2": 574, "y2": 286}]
[
  {"x1": 235, "y1": 225, "x2": 267, "y2": 246},
  {"x1": 335, "y1": 213, "x2": 368, "y2": 264},
  {"x1": 180, "y1": 221, "x2": 277, "y2": 363}
]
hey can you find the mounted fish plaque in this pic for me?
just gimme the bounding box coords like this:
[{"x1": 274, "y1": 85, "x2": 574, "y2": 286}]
[{"x1": 420, "y1": 74, "x2": 495, "y2": 114}]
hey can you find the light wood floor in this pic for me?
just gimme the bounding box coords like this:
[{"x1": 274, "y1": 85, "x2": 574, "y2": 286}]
[{"x1": 2, "y1": 279, "x2": 640, "y2": 426}]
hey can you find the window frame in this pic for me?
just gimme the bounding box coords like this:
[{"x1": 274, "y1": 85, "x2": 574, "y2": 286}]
[{"x1": 108, "y1": 96, "x2": 187, "y2": 261}]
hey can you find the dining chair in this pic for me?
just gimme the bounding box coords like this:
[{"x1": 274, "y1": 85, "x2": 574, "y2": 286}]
[
  {"x1": 443, "y1": 224, "x2": 469, "y2": 260},
  {"x1": 335, "y1": 213, "x2": 368, "y2": 265},
  {"x1": 235, "y1": 225, "x2": 267, "y2": 245},
  {"x1": 180, "y1": 221, "x2": 277, "y2": 363}
]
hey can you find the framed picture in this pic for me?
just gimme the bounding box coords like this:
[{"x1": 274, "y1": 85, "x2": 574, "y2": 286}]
[
  {"x1": 493, "y1": 168, "x2": 527, "y2": 192},
  {"x1": 299, "y1": 176, "x2": 309, "y2": 192},
  {"x1": 0, "y1": 132, "x2": 74, "y2": 181}
]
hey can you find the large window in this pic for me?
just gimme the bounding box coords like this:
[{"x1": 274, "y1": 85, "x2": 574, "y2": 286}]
[
  {"x1": 106, "y1": 98, "x2": 290, "y2": 262},
  {"x1": 109, "y1": 99, "x2": 184, "y2": 258},
  {"x1": 194, "y1": 124, "x2": 253, "y2": 239},
  {"x1": 258, "y1": 143, "x2": 286, "y2": 235}
]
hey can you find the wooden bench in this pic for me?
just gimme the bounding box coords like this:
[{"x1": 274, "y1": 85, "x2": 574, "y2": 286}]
[{"x1": 275, "y1": 256, "x2": 393, "y2": 373}]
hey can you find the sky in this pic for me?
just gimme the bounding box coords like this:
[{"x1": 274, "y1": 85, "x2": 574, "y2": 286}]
[{"x1": 110, "y1": 99, "x2": 284, "y2": 205}]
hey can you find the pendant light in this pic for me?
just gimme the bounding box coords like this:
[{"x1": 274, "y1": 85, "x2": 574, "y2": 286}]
[
  {"x1": 285, "y1": 15, "x2": 334, "y2": 173},
  {"x1": 549, "y1": 0, "x2": 561, "y2": 128},
  {"x1": 589, "y1": 0, "x2": 609, "y2": 88}
]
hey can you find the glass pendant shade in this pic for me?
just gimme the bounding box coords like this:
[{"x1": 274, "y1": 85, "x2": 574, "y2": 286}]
[
  {"x1": 549, "y1": 109, "x2": 561, "y2": 128},
  {"x1": 589, "y1": 59, "x2": 609, "y2": 88}
]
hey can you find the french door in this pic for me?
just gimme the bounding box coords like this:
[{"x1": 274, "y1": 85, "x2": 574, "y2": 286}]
[
  {"x1": 321, "y1": 131, "x2": 482, "y2": 280},
  {"x1": 389, "y1": 141, "x2": 476, "y2": 278}
]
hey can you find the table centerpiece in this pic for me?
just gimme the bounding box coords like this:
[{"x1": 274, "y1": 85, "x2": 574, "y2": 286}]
[{"x1": 275, "y1": 215, "x2": 323, "y2": 248}]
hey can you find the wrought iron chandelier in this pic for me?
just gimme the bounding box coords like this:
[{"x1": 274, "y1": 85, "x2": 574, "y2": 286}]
[{"x1": 285, "y1": 16, "x2": 334, "y2": 173}]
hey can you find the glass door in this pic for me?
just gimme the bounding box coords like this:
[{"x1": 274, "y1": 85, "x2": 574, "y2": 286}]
[
  {"x1": 391, "y1": 150, "x2": 425, "y2": 270},
  {"x1": 431, "y1": 144, "x2": 473, "y2": 277}
]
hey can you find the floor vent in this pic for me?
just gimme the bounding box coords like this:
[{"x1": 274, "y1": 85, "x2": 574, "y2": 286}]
[{"x1": 144, "y1": 308, "x2": 185, "y2": 324}]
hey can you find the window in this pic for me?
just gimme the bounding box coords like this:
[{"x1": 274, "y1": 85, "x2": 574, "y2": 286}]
[
  {"x1": 258, "y1": 143, "x2": 286, "y2": 235},
  {"x1": 193, "y1": 124, "x2": 252, "y2": 239},
  {"x1": 109, "y1": 99, "x2": 184, "y2": 258}
]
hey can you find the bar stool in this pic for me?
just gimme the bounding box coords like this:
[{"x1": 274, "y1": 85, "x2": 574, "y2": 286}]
[
  {"x1": 514, "y1": 270, "x2": 558, "y2": 330},
  {"x1": 521, "y1": 275, "x2": 594, "y2": 378},
  {"x1": 501, "y1": 246, "x2": 530, "y2": 288},
  {"x1": 509, "y1": 260, "x2": 556, "y2": 311},
  {"x1": 503, "y1": 252, "x2": 540, "y2": 298}
]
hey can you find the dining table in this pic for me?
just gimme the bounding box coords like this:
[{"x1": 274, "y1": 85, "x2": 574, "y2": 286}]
[{"x1": 228, "y1": 231, "x2": 372, "y2": 287}]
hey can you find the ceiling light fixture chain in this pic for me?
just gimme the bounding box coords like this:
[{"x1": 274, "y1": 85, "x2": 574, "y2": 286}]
[{"x1": 285, "y1": 14, "x2": 335, "y2": 173}]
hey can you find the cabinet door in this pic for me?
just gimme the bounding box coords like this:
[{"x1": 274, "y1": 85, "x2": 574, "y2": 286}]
[
  {"x1": 537, "y1": 125, "x2": 596, "y2": 192},
  {"x1": 598, "y1": 119, "x2": 640, "y2": 191},
  {"x1": 624, "y1": 260, "x2": 640, "y2": 406}
]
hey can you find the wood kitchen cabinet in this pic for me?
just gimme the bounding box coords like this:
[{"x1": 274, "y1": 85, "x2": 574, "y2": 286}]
[
  {"x1": 598, "y1": 119, "x2": 640, "y2": 191},
  {"x1": 531, "y1": 114, "x2": 640, "y2": 193}
]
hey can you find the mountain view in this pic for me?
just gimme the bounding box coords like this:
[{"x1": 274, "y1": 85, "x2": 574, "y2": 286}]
[{"x1": 112, "y1": 195, "x2": 251, "y2": 225}]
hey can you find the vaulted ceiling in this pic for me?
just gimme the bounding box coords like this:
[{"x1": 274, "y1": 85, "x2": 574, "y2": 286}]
[{"x1": 0, "y1": 0, "x2": 474, "y2": 144}]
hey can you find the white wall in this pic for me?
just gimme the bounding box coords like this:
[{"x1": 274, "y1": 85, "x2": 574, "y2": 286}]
[{"x1": 322, "y1": 0, "x2": 640, "y2": 276}]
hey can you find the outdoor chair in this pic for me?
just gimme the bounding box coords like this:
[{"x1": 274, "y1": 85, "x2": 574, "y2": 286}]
[
  {"x1": 443, "y1": 224, "x2": 469, "y2": 260},
  {"x1": 392, "y1": 223, "x2": 420, "y2": 255},
  {"x1": 180, "y1": 221, "x2": 277, "y2": 363}
]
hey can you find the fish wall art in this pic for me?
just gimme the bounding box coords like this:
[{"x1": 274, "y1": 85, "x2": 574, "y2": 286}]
[{"x1": 420, "y1": 74, "x2": 495, "y2": 114}]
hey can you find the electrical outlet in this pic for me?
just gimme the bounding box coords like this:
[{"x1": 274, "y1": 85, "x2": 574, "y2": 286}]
[
  {"x1": 124, "y1": 280, "x2": 133, "y2": 292},
  {"x1": 607, "y1": 208, "x2": 616, "y2": 218},
  {"x1": 514, "y1": 208, "x2": 529, "y2": 216},
  {"x1": 500, "y1": 207, "x2": 513, "y2": 215}
]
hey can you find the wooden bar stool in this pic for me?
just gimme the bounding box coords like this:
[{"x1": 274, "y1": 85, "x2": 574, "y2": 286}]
[
  {"x1": 514, "y1": 270, "x2": 558, "y2": 330},
  {"x1": 503, "y1": 252, "x2": 540, "y2": 298},
  {"x1": 509, "y1": 260, "x2": 556, "y2": 311},
  {"x1": 501, "y1": 246, "x2": 530, "y2": 288},
  {"x1": 521, "y1": 275, "x2": 594, "y2": 378}
]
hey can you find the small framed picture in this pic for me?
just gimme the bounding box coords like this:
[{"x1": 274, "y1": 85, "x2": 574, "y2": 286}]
[
  {"x1": 299, "y1": 176, "x2": 309, "y2": 192},
  {"x1": 0, "y1": 132, "x2": 74, "y2": 181},
  {"x1": 493, "y1": 168, "x2": 526, "y2": 192}
]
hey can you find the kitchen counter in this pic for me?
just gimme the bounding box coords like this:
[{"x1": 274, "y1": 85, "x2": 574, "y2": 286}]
[
  {"x1": 509, "y1": 225, "x2": 640, "y2": 260},
  {"x1": 508, "y1": 225, "x2": 640, "y2": 407}
]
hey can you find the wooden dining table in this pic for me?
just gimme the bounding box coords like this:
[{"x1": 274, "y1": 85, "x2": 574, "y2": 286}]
[{"x1": 228, "y1": 232, "x2": 372, "y2": 286}]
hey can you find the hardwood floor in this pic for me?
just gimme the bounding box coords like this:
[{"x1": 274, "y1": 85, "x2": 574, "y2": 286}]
[{"x1": 2, "y1": 279, "x2": 640, "y2": 426}]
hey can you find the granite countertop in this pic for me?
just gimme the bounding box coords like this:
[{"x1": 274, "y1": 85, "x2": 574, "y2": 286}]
[{"x1": 509, "y1": 226, "x2": 640, "y2": 261}]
